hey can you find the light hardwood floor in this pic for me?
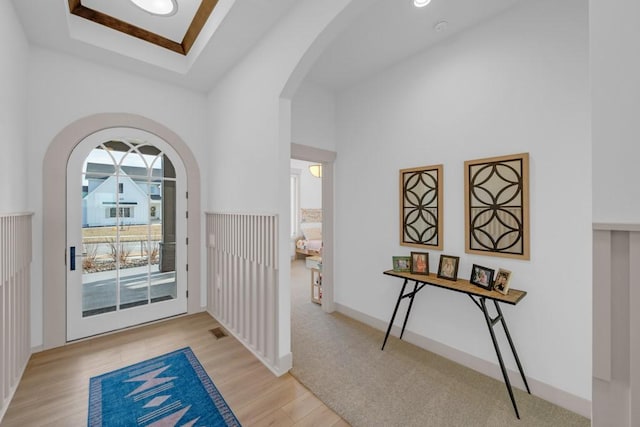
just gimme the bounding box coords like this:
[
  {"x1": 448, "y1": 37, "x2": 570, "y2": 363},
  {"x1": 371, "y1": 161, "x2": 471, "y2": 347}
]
[{"x1": 1, "y1": 312, "x2": 348, "y2": 426}]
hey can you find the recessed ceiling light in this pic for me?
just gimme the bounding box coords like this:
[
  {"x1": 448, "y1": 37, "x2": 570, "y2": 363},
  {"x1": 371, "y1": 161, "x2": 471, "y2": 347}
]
[
  {"x1": 130, "y1": 0, "x2": 178, "y2": 16},
  {"x1": 414, "y1": 0, "x2": 432, "y2": 7}
]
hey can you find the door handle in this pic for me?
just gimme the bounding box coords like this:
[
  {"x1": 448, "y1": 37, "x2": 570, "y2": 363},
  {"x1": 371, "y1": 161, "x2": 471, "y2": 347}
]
[{"x1": 70, "y1": 246, "x2": 76, "y2": 271}]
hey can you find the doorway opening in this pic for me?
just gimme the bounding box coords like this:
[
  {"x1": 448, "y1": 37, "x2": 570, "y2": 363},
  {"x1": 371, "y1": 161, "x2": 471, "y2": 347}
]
[{"x1": 290, "y1": 159, "x2": 323, "y2": 309}]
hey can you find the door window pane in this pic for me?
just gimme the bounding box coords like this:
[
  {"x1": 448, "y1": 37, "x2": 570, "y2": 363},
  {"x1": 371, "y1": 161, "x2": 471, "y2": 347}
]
[{"x1": 81, "y1": 140, "x2": 177, "y2": 316}]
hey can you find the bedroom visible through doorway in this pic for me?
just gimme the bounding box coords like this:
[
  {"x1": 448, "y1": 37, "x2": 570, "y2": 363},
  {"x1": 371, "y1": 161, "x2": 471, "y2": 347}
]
[{"x1": 290, "y1": 159, "x2": 323, "y2": 306}]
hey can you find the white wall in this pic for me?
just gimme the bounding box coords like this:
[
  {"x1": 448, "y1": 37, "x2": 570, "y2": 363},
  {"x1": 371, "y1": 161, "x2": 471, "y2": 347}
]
[
  {"x1": 0, "y1": 1, "x2": 29, "y2": 213},
  {"x1": 291, "y1": 159, "x2": 322, "y2": 211},
  {"x1": 206, "y1": 0, "x2": 368, "y2": 371},
  {"x1": 334, "y1": 0, "x2": 590, "y2": 409},
  {"x1": 27, "y1": 48, "x2": 208, "y2": 347},
  {"x1": 591, "y1": 1, "x2": 640, "y2": 223},
  {"x1": 292, "y1": 80, "x2": 336, "y2": 152},
  {"x1": 206, "y1": 0, "x2": 358, "y2": 213}
]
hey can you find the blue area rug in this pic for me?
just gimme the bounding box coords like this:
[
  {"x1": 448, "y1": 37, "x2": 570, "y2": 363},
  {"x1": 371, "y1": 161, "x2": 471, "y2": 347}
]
[{"x1": 88, "y1": 347, "x2": 241, "y2": 426}]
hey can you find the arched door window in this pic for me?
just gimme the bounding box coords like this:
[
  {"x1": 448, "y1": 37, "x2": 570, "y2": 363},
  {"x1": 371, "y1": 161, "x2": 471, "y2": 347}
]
[{"x1": 67, "y1": 128, "x2": 187, "y2": 340}]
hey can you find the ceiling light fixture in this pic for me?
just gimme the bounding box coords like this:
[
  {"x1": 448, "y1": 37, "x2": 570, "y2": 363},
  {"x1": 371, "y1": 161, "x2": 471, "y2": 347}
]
[
  {"x1": 130, "y1": 0, "x2": 178, "y2": 16},
  {"x1": 414, "y1": 0, "x2": 431, "y2": 7},
  {"x1": 309, "y1": 164, "x2": 322, "y2": 178}
]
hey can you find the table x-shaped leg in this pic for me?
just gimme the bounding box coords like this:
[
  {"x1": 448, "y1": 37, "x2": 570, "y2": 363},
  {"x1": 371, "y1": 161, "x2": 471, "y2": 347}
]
[
  {"x1": 470, "y1": 295, "x2": 531, "y2": 419},
  {"x1": 381, "y1": 279, "x2": 425, "y2": 350}
]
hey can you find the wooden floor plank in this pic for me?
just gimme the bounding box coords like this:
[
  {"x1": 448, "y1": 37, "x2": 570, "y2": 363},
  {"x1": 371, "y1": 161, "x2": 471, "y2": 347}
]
[
  {"x1": 248, "y1": 408, "x2": 295, "y2": 427},
  {"x1": 281, "y1": 390, "x2": 325, "y2": 422},
  {"x1": 0, "y1": 312, "x2": 348, "y2": 426},
  {"x1": 233, "y1": 375, "x2": 309, "y2": 423},
  {"x1": 293, "y1": 403, "x2": 342, "y2": 427}
]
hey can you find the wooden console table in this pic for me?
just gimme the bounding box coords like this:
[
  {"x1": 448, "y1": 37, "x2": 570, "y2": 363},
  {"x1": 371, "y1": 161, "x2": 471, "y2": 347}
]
[{"x1": 382, "y1": 269, "x2": 530, "y2": 419}]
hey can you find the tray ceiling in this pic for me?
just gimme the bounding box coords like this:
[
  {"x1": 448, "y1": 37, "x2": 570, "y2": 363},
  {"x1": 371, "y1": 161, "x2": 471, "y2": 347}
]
[
  {"x1": 11, "y1": 0, "x2": 526, "y2": 92},
  {"x1": 68, "y1": 0, "x2": 217, "y2": 55}
]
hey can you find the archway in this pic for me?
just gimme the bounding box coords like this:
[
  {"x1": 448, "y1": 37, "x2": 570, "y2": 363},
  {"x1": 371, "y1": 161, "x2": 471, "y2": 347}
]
[{"x1": 42, "y1": 113, "x2": 201, "y2": 349}]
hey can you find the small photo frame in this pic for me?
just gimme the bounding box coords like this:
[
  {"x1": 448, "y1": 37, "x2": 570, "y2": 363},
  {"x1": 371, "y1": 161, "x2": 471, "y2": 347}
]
[
  {"x1": 392, "y1": 256, "x2": 412, "y2": 272},
  {"x1": 470, "y1": 264, "x2": 495, "y2": 290},
  {"x1": 437, "y1": 255, "x2": 460, "y2": 281},
  {"x1": 410, "y1": 252, "x2": 429, "y2": 275},
  {"x1": 493, "y1": 268, "x2": 512, "y2": 295}
]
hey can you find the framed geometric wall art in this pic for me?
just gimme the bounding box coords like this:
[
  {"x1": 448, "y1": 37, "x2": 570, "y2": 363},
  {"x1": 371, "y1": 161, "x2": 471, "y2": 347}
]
[
  {"x1": 464, "y1": 153, "x2": 530, "y2": 260},
  {"x1": 400, "y1": 164, "x2": 443, "y2": 250}
]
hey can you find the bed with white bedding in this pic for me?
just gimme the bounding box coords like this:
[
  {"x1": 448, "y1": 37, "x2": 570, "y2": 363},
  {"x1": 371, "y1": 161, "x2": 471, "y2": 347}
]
[{"x1": 295, "y1": 209, "x2": 322, "y2": 256}]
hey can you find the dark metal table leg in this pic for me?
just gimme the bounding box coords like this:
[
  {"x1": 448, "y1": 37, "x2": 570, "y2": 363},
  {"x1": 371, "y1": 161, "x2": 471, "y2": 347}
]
[
  {"x1": 399, "y1": 282, "x2": 419, "y2": 340},
  {"x1": 493, "y1": 300, "x2": 531, "y2": 394},
  {"x1": 480, "y1": 297, "x2": 521, "y2": 419},
  {"x1": 381, "y1": 279, "x2": 408, "y2": 350}
]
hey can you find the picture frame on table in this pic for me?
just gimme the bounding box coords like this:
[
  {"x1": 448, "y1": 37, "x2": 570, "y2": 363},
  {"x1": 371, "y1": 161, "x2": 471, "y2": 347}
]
[
  {"x1": 410, "y1": 252, "x2": 429, "y2": 275},
  {"x1": 470, "y1": 264, "x2": 495, "y2": 290},
  {"x1": 437, "y1": 255, "x2": 460, "y2": 281},
  {"x1": 493, "y1": 268, "x2": 512, "y2": 295},
  {"x1": 392, "y1": 256, "x2": 412, "y2": 273}
]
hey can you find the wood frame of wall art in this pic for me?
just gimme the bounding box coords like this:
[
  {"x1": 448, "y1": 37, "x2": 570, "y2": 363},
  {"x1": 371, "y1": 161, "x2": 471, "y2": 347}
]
[
  {"x1": 399, "y1": 164, "x2": 443, "y2": 250},
  {"x1": 464, "y1": 153, "x2": 530, "y2": 260}
]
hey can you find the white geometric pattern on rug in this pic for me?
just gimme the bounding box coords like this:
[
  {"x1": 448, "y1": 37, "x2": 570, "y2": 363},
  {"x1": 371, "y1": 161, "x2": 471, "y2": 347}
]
[
  {"x1": 126, "y1": 365, "x2": 176, "y2": 396},
  {"x1": 125, "y1": 365, "x2": 199, "y2": 426},
  {"x1": 145, "y1": 405, "x2": 197, "y2": 427},
  {"x1": 144, "y1": 395, "x2": 171, "y2": 408}
]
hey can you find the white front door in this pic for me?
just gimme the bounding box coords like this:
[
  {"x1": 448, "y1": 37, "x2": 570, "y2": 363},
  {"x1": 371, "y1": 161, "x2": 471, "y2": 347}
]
[{"x1": 66, "y1": 128, "x2": 187, "y2": 341}]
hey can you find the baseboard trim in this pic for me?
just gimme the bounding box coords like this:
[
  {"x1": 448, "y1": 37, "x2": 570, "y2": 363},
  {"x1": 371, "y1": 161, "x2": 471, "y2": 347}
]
[
  {"x1": 278, "y1": 352, "x2": 293, "y2": 376},
  {"x1": 334, "y1": 302, "x2": 591, "y2": 419}
]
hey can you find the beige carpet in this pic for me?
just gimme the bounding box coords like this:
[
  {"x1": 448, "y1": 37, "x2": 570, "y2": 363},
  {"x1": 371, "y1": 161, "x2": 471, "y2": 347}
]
[{"x1": 289, "y1": 260, "x2": 590, "y2": 427}]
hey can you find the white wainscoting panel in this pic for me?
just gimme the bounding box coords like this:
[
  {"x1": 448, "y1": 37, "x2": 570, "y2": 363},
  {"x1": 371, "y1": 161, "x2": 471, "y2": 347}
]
[
  {"x1": 592, "y1": 224, "x2": 640, "y2": 426},
  {"x1": 0, "y1": 213, "x2": 33, "y2": 421},
  {"x1": 205, "y1": 213, "x2": 280, "y2": 374}
]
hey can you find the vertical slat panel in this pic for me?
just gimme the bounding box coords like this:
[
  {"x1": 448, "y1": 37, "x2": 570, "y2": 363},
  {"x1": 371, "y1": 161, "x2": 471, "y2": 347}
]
[
  {"x1": 8, "y1": 216, "x2": 15, "y2": 399},
  {"x1": 10, "y1": 216, "x2": 16, "y2": 392},
  {"x1": 0, "y1": 213, "x2": 33, "y2": 420},
  {"x1": 1, "y1": 217, "x2": 5, "y2": 402},
  {"x1": 258, "y1": 264, "x2": 266, "y2": 356},
  {"x1": 8, "y1": 217, "x2": 14, "y2": 388},
  {"x1": 1, "y1": 276, "x2": 4, "y2": 404},
  {"x1": 205, "y1": 212, "x2": 279, "y2": 373},
  {"x1": 0, "y1": 217, "x2": 9, "y2": 403},
  {"x1": 250, "y1": 260, "x2": 257, "y2": 348},
  {"x1": 593, "y1": 224, "x2": 640, "y2": 426},
  {"x1": 593, "y1": 230, "x2": 611, "y2": 381},
  {"x1": 208, "y1": 214, "x2": 213, "y2": 312},
  {"x1": 630, "y1": 231, "x2": 640, "y2": 426},
  {"x1": 242, "y1": 255, "x2": 248, "y2": 340},
  {"x1": 1, "y1": 216, "x2": 5, "y2": 405}
]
